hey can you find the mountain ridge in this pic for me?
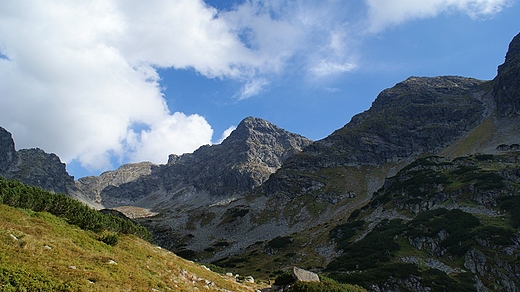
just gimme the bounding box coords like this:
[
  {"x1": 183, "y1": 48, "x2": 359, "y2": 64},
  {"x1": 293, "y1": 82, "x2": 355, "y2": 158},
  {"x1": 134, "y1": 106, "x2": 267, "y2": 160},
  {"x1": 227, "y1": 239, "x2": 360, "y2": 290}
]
[{"x1": 1, "y1": 32, "x2": 520, "y2": 291}]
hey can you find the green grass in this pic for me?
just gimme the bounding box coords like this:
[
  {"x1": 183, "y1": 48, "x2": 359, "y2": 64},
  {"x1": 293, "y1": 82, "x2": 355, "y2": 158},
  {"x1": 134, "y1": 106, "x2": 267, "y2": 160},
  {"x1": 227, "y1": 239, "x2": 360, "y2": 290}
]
[{"x1": 0, "y1": 204, "x2": 258, "y2": 291}]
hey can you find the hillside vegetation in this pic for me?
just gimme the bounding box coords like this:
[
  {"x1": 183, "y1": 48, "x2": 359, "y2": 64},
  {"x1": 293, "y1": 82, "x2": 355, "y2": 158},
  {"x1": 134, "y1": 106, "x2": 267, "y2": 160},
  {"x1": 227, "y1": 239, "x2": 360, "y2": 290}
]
[
  {"x1": 0, "y1": 177, "x2": 151, "y2": 241},
  {"x1": 213, "y1": 152, "x2": 520, "y2": 291},
  {"x1": 0, "y1": 178, "x2": 257, "y2": 291}
]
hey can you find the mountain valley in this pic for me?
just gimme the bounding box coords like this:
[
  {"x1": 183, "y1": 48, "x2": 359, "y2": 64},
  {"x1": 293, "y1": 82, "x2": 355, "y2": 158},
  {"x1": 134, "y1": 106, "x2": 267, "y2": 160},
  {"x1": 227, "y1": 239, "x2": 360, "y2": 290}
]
[{"x1": 1, "y1": 32, "x2": 520, "y2": 291}]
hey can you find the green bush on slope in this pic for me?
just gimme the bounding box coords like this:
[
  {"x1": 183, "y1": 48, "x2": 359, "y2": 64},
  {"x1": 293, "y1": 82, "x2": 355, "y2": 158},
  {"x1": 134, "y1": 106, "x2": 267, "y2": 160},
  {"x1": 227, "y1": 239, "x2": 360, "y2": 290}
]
[{"x1": 0, "y1": 176, "x2": 151, "y2": 241}]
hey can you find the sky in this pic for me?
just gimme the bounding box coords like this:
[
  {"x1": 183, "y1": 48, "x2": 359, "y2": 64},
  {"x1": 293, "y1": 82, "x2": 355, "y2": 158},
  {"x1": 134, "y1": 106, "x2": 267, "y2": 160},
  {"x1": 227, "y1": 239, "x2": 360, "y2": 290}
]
[{"x1": 0, "y1": 0, "x2": 518, "y2": 179}]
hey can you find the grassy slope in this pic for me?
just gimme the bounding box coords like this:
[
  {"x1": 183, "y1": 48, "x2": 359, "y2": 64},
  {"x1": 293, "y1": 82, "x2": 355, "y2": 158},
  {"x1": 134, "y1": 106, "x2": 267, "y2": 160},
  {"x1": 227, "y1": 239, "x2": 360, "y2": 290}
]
[{"x1": 0, "y1": 204, "x2": 257, "y2": 291}]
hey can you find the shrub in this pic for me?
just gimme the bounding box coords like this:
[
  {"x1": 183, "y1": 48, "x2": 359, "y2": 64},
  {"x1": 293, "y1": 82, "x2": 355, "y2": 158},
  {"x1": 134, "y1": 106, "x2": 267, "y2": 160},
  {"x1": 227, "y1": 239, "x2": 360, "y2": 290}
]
[
  {"x1": 292, "y1": 276, "x2": 365, "y2": 292},
  {"x1": 99, "y1": 231, "x2": 119, "y2": 246},
  {"x1": 268, "y1": 236, "x2": 293, "y2": 249},
  {"x1": 0, "y1": 177, "x2": 152, "y2": 241},
  {"x1": 274, "y1": 271, "x2": 294, "y2": 286}
]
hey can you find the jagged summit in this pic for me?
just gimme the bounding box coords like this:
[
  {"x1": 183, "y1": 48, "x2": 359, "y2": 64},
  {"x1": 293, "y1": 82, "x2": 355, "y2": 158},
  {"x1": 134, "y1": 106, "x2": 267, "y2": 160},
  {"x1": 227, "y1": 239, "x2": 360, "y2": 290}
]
[
  {"x1": 220, "y1": 116, "x2": 312, "y2": 169},
  {"x1": 222, "y1": 116, "x2": 277, "y2": 144},
  {"x1": 0, "y1": 126, "x2": 77, "y2": 195},
  {"x1": 499, "y1": 32, "x2": 520, "y2": 72},
  {"x1": 223, "y1": 116, "x2": 308, "y2": 146},
  {"x1": 78, "y1": 116, "x2": 312, "y2": 207},
  {"x1": 493, "y1": 32, "x2": 520, "y2": 117}
]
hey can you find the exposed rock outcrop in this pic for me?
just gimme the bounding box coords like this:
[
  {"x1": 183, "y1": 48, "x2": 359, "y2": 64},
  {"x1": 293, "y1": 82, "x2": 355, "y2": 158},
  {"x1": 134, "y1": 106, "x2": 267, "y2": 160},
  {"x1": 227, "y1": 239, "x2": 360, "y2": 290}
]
[
  {"x1": 0, "y1": 127, "x2": 16, "y2": 173},
  {"x1": 493, "y1": 32, "x2": 520, "y2": 117},
  {"x1": 76, "y1": 162, "x2": 155, "y2": 206},
  {"x1": 0, "y1": 127, "x2": 77, "y2": 196},
  {"x1": 262, "y1": 76, "x2": 487, "y2": 200}
]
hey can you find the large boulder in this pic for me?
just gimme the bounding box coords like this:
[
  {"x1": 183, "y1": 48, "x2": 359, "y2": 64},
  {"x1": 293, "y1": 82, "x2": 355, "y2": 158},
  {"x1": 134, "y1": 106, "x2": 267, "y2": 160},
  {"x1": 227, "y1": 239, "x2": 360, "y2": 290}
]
[{"x1": 292, "y1": 266, "x2": 320, "y2": 282}]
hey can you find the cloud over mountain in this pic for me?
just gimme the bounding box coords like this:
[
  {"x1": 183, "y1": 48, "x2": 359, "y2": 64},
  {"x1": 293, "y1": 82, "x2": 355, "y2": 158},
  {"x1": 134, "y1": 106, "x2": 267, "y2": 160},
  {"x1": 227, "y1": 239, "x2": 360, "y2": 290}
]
[{"x1": 0, "y1": 0, "x2": 511, "y2": 175}]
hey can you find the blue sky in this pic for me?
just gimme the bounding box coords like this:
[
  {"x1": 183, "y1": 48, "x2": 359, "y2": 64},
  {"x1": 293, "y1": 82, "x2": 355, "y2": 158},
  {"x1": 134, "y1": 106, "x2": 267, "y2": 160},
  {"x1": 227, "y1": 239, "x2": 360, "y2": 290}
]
[{"x1": 0, "y1": 0, "x2": 518, "y2": 179}]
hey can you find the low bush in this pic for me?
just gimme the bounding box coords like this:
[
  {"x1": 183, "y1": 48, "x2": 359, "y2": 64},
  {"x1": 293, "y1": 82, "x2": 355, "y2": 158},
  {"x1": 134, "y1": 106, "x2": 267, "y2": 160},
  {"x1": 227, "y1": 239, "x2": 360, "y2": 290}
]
[
  {"x1": 0, "y1": 177, "x2": 152, "y2": 241},
  {"x1": 292, "y1": 276, "x2": 365, "y2": 292},
  {"x1": 268, "y1": 236, "x2": 293, "y2": 249},
  {"x1": 98, "y1": 231, "x2": 119, "y2": 246}
]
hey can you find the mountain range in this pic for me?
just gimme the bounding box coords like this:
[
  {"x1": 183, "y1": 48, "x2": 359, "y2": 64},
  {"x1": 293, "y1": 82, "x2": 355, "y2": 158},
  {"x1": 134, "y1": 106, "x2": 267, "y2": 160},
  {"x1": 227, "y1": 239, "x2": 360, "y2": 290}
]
[{"x1": 1, "y1": 32, "x2": 520, "y2": 291}]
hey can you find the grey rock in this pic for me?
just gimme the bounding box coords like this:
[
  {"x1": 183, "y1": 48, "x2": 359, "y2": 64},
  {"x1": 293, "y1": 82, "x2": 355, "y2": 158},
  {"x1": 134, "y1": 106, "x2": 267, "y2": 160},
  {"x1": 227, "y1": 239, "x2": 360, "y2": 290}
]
[
  {"x1": 400, "y1": 256, "x2": 459, "y2": 274},
  {"x1": 464, "y1": 248, "x2": 487, "y2": 275},
  {"x1": 76, "y1": 161, "x2": 155, "y2": 206},
  {"x1": 0, "y1": 136, "x2": 76, "y2": 195},
  {"x1": 292, "y1": 266, "x2": 319, "y2": 282}
]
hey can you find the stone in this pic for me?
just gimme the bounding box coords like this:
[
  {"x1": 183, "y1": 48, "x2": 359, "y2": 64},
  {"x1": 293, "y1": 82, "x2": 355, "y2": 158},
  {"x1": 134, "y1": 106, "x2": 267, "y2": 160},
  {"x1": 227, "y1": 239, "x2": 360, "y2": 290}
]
[
  {"x1": 464, "y1": 248, "x2": 487, "y2": 275},
  {"x1": 244, "y1": 276, "x2": 255, "y2": 283},
  {"x1": 292, "y1": 266, "x2": 319, "y2": 282}
]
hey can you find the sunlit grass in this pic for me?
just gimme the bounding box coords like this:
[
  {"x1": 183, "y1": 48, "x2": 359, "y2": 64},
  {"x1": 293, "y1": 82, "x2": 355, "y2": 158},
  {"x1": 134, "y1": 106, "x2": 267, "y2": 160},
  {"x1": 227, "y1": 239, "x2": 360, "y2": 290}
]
[{"x1": 0, "y1": 204, "x2": 256, "y2": 291}]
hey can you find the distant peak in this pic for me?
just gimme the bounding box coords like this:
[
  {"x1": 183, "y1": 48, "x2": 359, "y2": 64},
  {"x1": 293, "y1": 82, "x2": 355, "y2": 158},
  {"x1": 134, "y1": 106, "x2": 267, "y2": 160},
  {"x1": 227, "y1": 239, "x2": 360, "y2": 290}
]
[
  {"x1": 220, "y1": 116, "x2": 311, "y2": 147},
  {"x1": 231, "y1": 116, "x2": 282, "y2": 135},
  {"x1": 237, "y1": 116, "x2": 271, "y2": 127}
]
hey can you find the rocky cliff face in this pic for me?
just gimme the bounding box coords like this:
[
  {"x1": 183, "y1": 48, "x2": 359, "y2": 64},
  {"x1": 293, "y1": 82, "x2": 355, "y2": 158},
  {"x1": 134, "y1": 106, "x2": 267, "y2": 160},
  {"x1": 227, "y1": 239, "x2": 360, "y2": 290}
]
[
  {"x1": 322, "y1": 153, "x2": 520, "y2": 291},
  {"x1": 76, "y1": 162, "x2": 156, "y2": 206},
  {"x1": 494, "y1": 32, "x2": 520, "y2": 117},
  {"x1": 261, "y1": 76, "x2": 487, "y2": 200},
  {"x1": 0, "y1": 127, "x2": 16, "y2": 173},
  {"x1": 0, "y1": 127, "x2": 77, "y2": 196}
]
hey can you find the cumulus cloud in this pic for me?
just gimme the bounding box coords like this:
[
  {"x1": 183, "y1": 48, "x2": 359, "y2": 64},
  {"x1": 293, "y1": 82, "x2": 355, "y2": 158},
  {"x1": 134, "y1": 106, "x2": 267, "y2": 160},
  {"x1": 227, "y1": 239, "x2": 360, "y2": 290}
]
[
  {"x1": 0, "y1": 0, "x2": 352, "y2": 173},
  {"x1": 0, "y1": 1, "x2": 225, "y2": 171},
  {"x1": 365, "y1": 0, "x2": 512, "y2": 32},
  {"x1": 0, "y1": 0, "x2": 512, "y2": 175}
]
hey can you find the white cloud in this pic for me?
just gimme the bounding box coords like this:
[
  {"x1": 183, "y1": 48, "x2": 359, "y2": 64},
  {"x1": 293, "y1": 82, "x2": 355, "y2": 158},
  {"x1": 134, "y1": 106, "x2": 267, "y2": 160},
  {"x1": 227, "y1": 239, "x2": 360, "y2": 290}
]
[
  {"x1": 1, "y1": 0, "x2": 350, "y2": 173},
  {"x1": 325, "y1": 87, "x2": 341, "y2": 93},
  {"x1": 365, "y1": 0, "x2": 512, "y2": 32},
  {"x1": 0, "y1": 0, "x2": 512, "y2": 175},
  {"x1": 311, "y1": 61, "x2": 357, "y2": 77},
  {"x1": 128, "y1": 113, "x2": 213, "y2": 163},
  {"x1": 0, "y1": 1, "x2": 223, "y2": 171},
  {"x1": 216, "y1": 126, "x2": 237, "y2": 144},
  {"x1": 237, "y1": 78, "x2": 270, "y2": 100}
]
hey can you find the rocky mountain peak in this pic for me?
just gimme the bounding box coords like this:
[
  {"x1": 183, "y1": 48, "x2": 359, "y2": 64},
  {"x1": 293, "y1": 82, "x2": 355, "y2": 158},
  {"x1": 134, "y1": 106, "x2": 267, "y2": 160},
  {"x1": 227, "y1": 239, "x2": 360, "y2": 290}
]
[
  {"x1": 0, "y1": 126, "x2": 16, "y2": 173},
  {"x1": 220, "y1": 116, "x2": 312, "y2": 168},
  {"x1": 79, "y1": 116, "x2": 313, "y2": 208},
  {"x1": 0, "y1": 126, "x2": 77, "y2": 196},
  {"x1": 493, "y1": 32, "x2": 520, "y2": 117},
  {"x1": 222, "y1": 116, "x2": 306, "y2": 147}
]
